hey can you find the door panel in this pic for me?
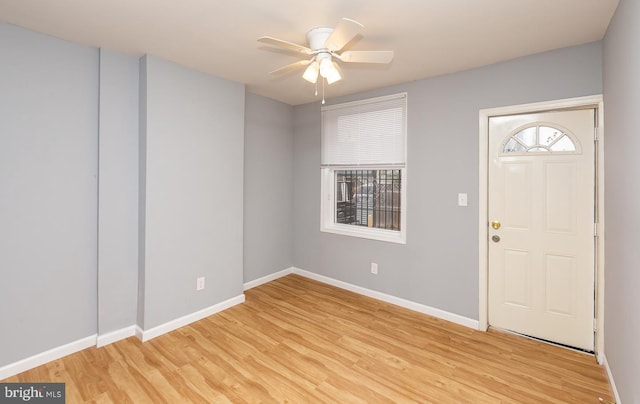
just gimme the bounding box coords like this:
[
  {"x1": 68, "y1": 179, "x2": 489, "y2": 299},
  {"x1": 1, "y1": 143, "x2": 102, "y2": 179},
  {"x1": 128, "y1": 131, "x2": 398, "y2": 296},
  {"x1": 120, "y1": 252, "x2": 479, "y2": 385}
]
[
  {"x1": 544, "y1": 162, "x2": 577, "y2": 233},
  {"x1": 488, "y1": 109, "x2": 595, "y2": 351},
  {"x1": 503, "y1": 249, "x2": 531, "y2": 308},
  {"x1": 504, "y1": 162, "x2": 532, "y2": 229},
  {"x1": 545, "y1": 253, "x2": 575, "y2": 316}
]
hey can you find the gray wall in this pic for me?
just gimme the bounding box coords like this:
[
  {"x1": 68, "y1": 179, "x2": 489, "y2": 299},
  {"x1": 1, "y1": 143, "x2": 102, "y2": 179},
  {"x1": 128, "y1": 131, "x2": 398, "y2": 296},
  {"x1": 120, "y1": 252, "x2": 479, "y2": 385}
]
[
  {"x1": 98, "y1": 49, "x2": 139, "y2": 335},
  {"x1": 138, "y1": 55, "x2": 245, "y2": 329},
  {"x1": 293, "y1": 42, "x2": 603, "y2": 320},
  {"x1": 0, "y1": 24, "x2": 99, "y2": 366},
  {"x1": 0, "y1": 23, "x2": 248, "y2": 368},
  {"x1": 603, "y1": 0, "x2": 640, "y2": 401},
  {"x1": 243, "y1": 93, "x2": 294, "y2": 283}
]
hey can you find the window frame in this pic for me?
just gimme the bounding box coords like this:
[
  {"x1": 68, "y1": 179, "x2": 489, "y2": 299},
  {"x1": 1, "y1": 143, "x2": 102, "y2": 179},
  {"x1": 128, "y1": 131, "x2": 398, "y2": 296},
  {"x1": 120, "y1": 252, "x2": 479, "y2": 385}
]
[{"x1": 320, "y1": 93, "x2": 408, "y2": 244}]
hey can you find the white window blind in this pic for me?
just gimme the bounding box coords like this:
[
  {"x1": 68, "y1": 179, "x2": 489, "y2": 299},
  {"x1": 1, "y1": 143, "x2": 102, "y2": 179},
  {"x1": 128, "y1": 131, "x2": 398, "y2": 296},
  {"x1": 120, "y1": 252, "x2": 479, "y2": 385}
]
[{"x1": 321, "y1": 93, "x2": 407, "y2": 166}]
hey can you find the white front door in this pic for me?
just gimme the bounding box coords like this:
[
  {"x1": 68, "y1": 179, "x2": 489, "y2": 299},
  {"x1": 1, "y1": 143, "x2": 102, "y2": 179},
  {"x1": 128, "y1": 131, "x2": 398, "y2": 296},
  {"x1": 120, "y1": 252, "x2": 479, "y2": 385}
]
[{"x1": 488, "y1": 109, "x2": 595, "y2": 351}]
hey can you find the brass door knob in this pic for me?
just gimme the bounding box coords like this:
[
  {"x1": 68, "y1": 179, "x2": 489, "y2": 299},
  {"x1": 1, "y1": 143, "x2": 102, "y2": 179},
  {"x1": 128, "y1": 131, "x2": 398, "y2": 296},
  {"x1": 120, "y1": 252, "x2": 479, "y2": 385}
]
[{"x1": 491, "y1": 221, "x2": 501, "y2": 230}]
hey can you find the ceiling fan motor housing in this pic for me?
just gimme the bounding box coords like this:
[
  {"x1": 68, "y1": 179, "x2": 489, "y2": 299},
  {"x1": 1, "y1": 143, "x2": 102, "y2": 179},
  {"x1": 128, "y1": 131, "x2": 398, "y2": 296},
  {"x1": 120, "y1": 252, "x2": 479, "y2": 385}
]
[{"x1": 306, "y1": 27, "x2": 333, "y2": 52}]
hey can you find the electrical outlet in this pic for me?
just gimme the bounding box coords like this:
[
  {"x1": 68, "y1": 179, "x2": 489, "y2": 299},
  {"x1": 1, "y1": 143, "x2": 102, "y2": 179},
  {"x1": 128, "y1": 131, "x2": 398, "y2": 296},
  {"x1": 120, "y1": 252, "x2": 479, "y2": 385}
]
[
  {"x1": 371, "y1": 262, "x2": 378, "y2": 275},
  {"x1": 196, "y1": 276, "x2": 205, "y2": 291}
]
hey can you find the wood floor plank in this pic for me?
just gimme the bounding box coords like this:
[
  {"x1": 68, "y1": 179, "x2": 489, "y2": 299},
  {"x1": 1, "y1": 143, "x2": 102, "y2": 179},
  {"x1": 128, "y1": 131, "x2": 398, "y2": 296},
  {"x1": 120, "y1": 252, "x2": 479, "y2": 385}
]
[{"x1": 1, "y1": 274, "x2": 614, "y2": 403}]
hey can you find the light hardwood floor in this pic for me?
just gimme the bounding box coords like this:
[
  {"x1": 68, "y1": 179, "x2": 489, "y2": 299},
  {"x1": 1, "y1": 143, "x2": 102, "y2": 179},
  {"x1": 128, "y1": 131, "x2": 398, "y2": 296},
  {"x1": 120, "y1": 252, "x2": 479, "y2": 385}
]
[{"x1": 4, "y1": 274, "x2": 613, "y2": 403}]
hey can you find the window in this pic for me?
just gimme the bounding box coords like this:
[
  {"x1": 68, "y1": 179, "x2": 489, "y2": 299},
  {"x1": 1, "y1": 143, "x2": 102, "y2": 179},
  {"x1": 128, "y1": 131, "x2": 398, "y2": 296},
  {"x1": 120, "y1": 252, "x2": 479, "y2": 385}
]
[
  {"x1": 321, "y1": 93, "x2": 407, "y2": 243},
  {"x1": 502, "y1": 124, "x2": 579, "y2": 154},
  {"x1": 335, "y1": 169, "x2": 401, "y2": 229}
]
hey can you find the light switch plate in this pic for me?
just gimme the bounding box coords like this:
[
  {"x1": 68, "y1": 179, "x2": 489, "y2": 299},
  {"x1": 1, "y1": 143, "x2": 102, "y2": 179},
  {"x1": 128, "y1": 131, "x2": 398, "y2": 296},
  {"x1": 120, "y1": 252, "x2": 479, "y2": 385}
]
[{"x1": 458, "y1": 193, "x2": 468, "y2": 207}]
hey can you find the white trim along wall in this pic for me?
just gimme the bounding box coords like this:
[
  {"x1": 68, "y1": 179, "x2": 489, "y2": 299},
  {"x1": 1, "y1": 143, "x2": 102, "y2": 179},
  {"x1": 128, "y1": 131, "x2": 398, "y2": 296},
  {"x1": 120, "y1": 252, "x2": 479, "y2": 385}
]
[
  {"x1": 0, "y1": 295, "x2": 245, "y2": 380},
  {"x1": 0, "y1": 336, "x2": 97, "y2": 381},
  {"x1": 1, "y1": 266, "x2": 480, "y2": 380},
  {"x1": 243, "y1": 267, "x2": 479, "y2": 329}
]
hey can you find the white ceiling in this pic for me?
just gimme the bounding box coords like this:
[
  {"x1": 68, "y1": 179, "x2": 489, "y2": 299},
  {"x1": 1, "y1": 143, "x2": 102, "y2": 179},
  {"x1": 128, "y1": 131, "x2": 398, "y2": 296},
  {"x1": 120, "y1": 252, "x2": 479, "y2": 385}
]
[{"x1": 0, "y1": 0, "x2": 618, "y2": 106}]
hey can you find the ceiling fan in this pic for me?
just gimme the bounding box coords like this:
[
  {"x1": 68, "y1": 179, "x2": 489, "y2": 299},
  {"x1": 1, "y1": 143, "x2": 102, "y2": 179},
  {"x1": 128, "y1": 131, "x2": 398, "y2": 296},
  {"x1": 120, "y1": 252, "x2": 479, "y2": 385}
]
[{"x1": 258, "y1": 18, "x2": 394, "y2": 87}]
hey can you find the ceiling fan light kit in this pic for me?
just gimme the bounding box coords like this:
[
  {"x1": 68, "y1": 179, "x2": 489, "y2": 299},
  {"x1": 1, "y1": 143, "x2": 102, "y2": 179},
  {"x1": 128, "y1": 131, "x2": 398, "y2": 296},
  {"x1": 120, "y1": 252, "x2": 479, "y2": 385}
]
[
  {"x1": 302, "y1": 52, "x2": 341, "y2": 84},
  {"x1": 325, "y1": 62, "x2": 342, "y2": 84},
  {"x1": 258, "y1": 18, "x2": 394, "y2": 101},
  {"x1": 302, "y1": 62, "x2": 319, "y2": 83}
]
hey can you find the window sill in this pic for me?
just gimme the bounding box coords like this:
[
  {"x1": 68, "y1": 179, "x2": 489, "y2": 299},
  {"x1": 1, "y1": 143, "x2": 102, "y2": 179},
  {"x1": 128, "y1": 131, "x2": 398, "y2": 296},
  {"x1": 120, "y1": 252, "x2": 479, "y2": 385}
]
[{"x1": 321, "y1": 223, "x2": 406, "y2": 244}]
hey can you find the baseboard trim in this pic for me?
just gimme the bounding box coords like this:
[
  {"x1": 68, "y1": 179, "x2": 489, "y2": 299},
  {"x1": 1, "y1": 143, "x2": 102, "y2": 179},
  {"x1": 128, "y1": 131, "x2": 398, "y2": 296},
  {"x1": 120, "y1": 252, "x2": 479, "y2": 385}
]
[
  {"x1": 292, "y1": 267, "x2": 479, "y2": 329},
  {"x1": 0, "y1": 268, "x2": 482, "y2": 380},
  {"x1": 96, "y1": 325, "x2": 137, "y2": 347},
  {"x1": 603, "y1": 355, "x2": 622, "y2": 404},
  {"x1": 0, "y1": 334, "x2": 97, "y2": 380},
  {"x1": 243, "y1": 267, "x2": 294, "y2": 291},
  {"x1": 137, "y1": 294, "x2": 246, "y2": 342},
  {"x1": 1, "y1": 294, "x2": 247, "y2": 379}
]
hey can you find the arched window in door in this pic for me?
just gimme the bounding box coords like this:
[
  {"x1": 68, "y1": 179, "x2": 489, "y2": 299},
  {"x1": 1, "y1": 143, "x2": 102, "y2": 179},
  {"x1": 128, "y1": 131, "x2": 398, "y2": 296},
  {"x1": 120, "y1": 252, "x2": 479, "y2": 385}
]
[{"x1": 502, "y1": 124, "x2": 580, "y2": 154}]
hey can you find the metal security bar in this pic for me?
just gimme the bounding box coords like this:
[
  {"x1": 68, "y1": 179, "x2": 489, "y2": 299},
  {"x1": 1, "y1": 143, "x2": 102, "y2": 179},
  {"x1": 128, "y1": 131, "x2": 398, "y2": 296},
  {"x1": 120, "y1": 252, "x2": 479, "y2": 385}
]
[{"x1": 335, "y1": 169, "x2": 401, "y2": 230}]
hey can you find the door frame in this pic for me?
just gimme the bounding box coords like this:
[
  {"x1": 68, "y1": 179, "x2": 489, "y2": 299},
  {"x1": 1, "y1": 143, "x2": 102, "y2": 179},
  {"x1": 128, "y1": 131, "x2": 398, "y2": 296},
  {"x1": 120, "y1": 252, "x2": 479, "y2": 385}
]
[{"x1": 478, "y1": 95, "x2": 605, "y2": 363}]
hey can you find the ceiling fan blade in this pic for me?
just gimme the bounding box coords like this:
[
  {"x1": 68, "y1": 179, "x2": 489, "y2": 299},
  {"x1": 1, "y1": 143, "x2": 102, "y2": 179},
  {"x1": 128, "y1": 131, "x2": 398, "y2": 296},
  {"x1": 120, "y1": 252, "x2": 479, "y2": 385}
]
[
  {"x1": 258, "y1": 36, "x2": 313, "y2": 55},
  {"x1": 269, "y1": 59, "x2": 312, "y2": 75},
  {"x1": 324, "y1": 18, "x2": 364, "y2": 52},
  {"x1": 337, "y1": 50, "x2": 394, "y2": 64}
]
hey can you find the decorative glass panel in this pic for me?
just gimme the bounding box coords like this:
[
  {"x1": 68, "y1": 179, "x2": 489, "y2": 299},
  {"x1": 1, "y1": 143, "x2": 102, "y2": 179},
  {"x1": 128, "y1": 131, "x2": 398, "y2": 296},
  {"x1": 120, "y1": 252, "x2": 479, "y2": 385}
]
[
  {"x1": 539, "y1": 126, "x2": 563, "y2": 146},
  {"x1": 514, "y1": 127, "x2": 537, "y2": 147},
  {"x1": 550, "y1": 136, "x2": 576, "y2": 152},
  {"x1": 503, "y1": 125, "x2": 577, "y2": 154},
  {"x1": 504, "y1": 138, "x2": 527, "y2": 153}
]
